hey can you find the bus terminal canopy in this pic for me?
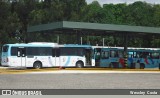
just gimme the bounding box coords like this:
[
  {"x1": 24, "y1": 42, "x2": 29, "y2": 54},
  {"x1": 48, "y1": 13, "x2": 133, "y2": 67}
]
[
  {"x1": 27, "y1": 21, "x2": 160, "y2": 35},
  {"x1": 27, "y1": 21, "x2": 160, "y2": 67}
]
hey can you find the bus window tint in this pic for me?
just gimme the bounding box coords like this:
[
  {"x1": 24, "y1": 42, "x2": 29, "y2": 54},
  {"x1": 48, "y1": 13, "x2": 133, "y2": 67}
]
[
  {"x1": 77, "y1": 48, "x2": 84, "y2": 56},
  {"x1": 11, "y1": 47, "x2": 17, "y2": 56},
  {"x1": 138, "y1": 52, "x2": 150, "y2": 58},
  {"x1": 27, "y1": 47, "x2": 38, "y2": 56},
  {"x1": 95, "y1": 52, "x2": 100, "y2": 60},
  {"x1": 27, "y1": 47, "x2": 52, "y2": 56},
  {"x1": 118, "y1": 51, "x2": 123, "y2": 58},
  {"x1": 94, "y1": 48, "x2": 101, "y2": 60},
  {"x1": 101, "y1": 51, "x2": 109, "y2": 59},
  {"x1": 133, "y1": 52, "x2": 137, "y2": 58},
  {"x1": 151, "y1": 52, "x2": 159, "y2": 59},
  {"x1": 2, "y1": 46, "x2": 9, "y2": 52},
  {"x1": 52, "y1": 48, "x2": 60, "y2": 57},
  {"x1": 128, "y1": 52, "x2": 133, "y2": 58},
  {"x1": 61, "y1": 47, "x2": 84, "y2": 56},
  {"x1": 38, "y1": 47, "x2": 52, "y2": 56},
  {"x1": 110, "y1": 50, "x2": 118, "y2": 57}
]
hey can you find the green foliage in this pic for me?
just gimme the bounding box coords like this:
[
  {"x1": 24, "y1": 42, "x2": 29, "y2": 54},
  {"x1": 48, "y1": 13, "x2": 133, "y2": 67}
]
[
  {"x1": 153, "y1": 5, "x2": 160, "y2": 26},
  {"x1": 0, "y1": 0, "x2": 160, "y2": 48},
  {"x1": 125, "y1": 1, "x2": 154, "y2": 26},
  {"x1": 82, "y1": 1, "x2": 103, "y2": 23},
  {"x1": 102, "y1": 3, "x2": 127, "y2": 24}
]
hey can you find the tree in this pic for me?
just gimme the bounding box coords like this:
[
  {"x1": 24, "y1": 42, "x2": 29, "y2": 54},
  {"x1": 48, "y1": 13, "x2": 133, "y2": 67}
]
[
  {"x1": 67, "y1": 0, "x2": 87, "y2": 21},
  {"x1": 14, "y1": 0, "x2": 37, "y2": 42},
  {"x1": 153, "y1": 5, "x2": 160, "y2": 26},
  {"x1": 82, "y1": 1, "x2": 103, "y2": 23},
  {"x1": 0, "y1": 1, "x2": 11, "y2": 45},
  {"x1": 0, "y1": 0, "x2": 159, "y2": 47},
  {"x1": 125, "y1": 1, "x2": 154, "y2": 26}
]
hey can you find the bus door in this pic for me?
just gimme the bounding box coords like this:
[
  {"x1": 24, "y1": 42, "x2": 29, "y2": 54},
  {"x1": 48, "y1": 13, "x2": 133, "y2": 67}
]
[
  {"x1": 52, "y1": 48, "x2": 60, "y2": 66},
  {"x1": 17, "y1": 47, "x2": 26, "y2": 67},
  {"x1": 85, "y1": 48, "x2": 92, "y2": 66},
  {"x1": 94, "y1": 48, "x2": 101, "y2": 67}
]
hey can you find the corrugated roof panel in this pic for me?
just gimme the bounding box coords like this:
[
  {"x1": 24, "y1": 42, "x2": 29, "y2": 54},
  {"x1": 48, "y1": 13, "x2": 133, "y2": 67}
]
[{"x1": 27, "y1": 22, "x2": 63, "y2": 32}]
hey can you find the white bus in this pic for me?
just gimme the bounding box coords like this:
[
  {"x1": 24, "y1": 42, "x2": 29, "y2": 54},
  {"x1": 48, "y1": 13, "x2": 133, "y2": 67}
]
[{"x1": 1, "y1": 42, "x2": 95, "y2": 68}]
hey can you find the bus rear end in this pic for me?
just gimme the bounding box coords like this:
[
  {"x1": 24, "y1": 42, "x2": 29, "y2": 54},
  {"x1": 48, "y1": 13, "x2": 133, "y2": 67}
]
[{"x1": 1, "y1": 45, "x2": 10, "y2": 66}]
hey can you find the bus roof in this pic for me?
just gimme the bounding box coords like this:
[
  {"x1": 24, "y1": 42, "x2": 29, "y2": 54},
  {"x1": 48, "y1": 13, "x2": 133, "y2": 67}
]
[
  {"x1": 64, "y1": 44, "x2": 92, "y2": 48},
  {"x1": 93, "y1": 46, "x2": 160, "y2": 51},
  {"x1": 3, "y1": 42, "x2": 59, "y2": 47},
  {"x1": 2, "y1": 43, "x2": 92, "y2": 48}
]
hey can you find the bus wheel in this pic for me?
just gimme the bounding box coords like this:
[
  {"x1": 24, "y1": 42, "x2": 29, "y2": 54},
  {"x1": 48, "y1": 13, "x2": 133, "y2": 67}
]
[
  {"x1": 33, "y1": 61, "x2": 42, "y2": 69},
  {"x1": 76, "y1": 61, "x2": 84, "y2": 68}
]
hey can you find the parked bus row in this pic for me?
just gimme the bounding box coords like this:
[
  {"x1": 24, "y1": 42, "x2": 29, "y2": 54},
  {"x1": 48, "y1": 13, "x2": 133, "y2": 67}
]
[
  {"x1": 93, "y1": 46, "x2": 160, "y2": 69},
  {"x1": 1, "y1": 42, "x2": 160, "y2": 69}
]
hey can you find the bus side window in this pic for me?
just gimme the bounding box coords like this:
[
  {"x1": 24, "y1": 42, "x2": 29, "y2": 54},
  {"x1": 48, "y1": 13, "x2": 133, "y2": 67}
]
[
  {"x1": 94, "y1": 48, "x2": 101, "y2": 60},
  {"x1": 151, "y1": 52, "x2": 159, "y2": 59},
  {"x1": 133, "y1": 52, "x2": 137, "y2": 58},
  {"x1": 110, "y1": 50, "x2": 117, "y2": 58},
  {"x1": 52, "y1": 48, "x2": 60, "y2": 57},
  {"x1": 77, "y1": 48, "x2": 84, "y2": 56},
  {"x1": 139, "y1": 52, "x2": 143, "y2": 58},
  {"x1": 11, "y1": 47, "x2": 17, "y2": 56},
  {"x1": 136, "y1": 52, "x2": 140, "y2": 58},
  {"x1": 101, "y1": 51, "x2": 109, "y2": 59},
  {"x1": 128, "y1": 52, "x2": 134, "y2": 58},
  {"x1": 118, "y1": 51, "x2": 123, "y2": 58},
  {"x1": 95, "y1": 52, "x2": 100, "y2": 60}
]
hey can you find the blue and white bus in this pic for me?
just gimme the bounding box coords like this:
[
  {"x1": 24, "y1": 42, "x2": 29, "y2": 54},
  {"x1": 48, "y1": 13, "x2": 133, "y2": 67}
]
[
  {"x1": 1, "y1": 42, "x2": 95, "y2": 68},
  {"x1": 93, "y1": 46, "x2": 160, "y2": 69}
]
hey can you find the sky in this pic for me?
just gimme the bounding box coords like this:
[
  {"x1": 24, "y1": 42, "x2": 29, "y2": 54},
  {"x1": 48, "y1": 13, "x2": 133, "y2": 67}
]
[{"x1": 86, "y1": 0, "x2": 160, "y2": 5}]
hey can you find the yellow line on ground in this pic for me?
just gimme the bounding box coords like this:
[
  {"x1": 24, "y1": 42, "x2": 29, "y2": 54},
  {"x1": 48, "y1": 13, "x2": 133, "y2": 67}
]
[{"x1": 0, "y1": 67, "x2": 160, "y2": 74}]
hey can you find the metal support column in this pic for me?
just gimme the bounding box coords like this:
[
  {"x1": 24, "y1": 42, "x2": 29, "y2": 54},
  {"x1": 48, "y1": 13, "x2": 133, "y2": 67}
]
[
  {"x1": 103, "y1": 38, "x2": 105, "y2": 46},
  {"x1": 81, "y1": 37, "x2": 83, "y2": 45},
  {"x1": 57, "y1": 35, "x2": 59, "y2": 44}
]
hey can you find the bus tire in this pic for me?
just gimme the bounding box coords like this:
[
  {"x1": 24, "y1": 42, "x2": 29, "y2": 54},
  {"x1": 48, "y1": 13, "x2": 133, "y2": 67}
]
[
  {"x1": 140, "y1": 63, "x2": 145, "y2": 69},
  {"x1": 33, "y1": 61, "x2": 42, "y2": 69},
  {"x1": 76, "y1": 61, "x2": 84, "y2": 68}
]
